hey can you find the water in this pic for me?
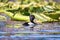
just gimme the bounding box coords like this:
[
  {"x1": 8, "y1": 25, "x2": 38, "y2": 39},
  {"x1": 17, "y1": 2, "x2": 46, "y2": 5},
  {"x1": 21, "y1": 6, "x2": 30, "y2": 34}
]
[
  {"x1": 0, "y1": 14, "x2": 60, "y2": 40},
  {"x1": 0, "y1": 34, "x2": 60, "y2": 40}
]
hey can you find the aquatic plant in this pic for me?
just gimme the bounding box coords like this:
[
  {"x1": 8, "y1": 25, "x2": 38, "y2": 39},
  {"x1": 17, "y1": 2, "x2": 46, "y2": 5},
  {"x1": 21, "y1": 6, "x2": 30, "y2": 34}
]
[{"x1": 0, "y1": 0, "x2": 60, "y2": 23}]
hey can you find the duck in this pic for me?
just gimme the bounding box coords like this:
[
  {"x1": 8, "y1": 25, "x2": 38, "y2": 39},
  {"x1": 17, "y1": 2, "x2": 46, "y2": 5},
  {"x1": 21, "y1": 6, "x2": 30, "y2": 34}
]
[{"x1": 23, "y1": 15, "x2": 37, "y2": 29}]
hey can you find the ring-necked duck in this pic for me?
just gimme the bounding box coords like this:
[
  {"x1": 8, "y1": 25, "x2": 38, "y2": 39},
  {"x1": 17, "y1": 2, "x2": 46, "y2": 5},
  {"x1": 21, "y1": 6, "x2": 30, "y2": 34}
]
[{"x1": 23, "y1": 15, "x2": 37, "y2": 29}]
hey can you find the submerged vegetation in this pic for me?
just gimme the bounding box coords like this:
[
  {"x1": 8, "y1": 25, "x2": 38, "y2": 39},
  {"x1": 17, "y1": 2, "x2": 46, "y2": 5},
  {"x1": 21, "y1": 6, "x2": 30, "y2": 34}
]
[{"x1": 0, "y1": 0, "x2": 60, "y2": 23}]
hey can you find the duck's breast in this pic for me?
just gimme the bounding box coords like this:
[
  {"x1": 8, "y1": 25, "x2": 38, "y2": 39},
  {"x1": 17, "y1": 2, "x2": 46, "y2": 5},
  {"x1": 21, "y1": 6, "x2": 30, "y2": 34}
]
[{"x1": 28, "y1": 22, "x2": 35, "y2": 27}]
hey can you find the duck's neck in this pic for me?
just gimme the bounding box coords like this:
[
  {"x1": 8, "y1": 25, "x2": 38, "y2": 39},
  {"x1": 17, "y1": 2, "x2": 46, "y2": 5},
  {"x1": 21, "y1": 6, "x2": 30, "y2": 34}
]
[{"x1": 30, "y1": 21, "x2": 36, "y2": 24}]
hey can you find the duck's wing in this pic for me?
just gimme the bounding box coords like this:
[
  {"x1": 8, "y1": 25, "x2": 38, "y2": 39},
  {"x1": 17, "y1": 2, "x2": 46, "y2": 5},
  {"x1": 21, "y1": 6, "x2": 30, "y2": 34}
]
[{"x1": 23, "y1": 22, "x2": 29, "y2": 26}]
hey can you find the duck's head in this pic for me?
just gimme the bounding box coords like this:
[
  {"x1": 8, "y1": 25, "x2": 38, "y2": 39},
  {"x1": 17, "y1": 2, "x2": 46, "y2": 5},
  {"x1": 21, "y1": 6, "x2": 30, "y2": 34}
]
[{"x1": 30, "y1": 15, "x2": 35, "y2": 22}]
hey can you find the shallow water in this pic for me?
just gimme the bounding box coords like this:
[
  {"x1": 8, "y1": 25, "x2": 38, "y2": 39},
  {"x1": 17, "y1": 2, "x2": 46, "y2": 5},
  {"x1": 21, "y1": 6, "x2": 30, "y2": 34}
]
[{"x1": 0, "y1": 22, "x2": 60, "y2": 40}]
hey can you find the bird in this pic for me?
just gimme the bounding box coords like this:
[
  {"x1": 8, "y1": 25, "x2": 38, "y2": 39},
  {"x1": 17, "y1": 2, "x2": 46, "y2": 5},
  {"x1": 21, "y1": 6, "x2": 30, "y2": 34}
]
[{"x1": 23, "y1": 15, "x2": 37, "y2": 29}]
